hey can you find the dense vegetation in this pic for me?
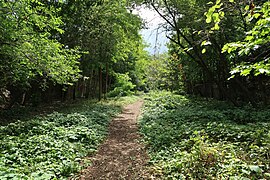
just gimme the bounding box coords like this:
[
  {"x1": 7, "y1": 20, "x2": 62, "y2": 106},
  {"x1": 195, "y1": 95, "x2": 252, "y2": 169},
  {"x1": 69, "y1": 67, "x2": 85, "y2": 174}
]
[
  {"x1": 0, "y1": 0, "x2": 269, "y2": 179},
  {"x1": 1, "y1": 0, "x2": 269, "y2": 107},
  {"x1": 136, "y1": 0, "x2": 270, "y2": 105},
  {"x1": 0, "y1": 0, "x2": 146, "y2": 108},
  {"x1": 140, "y1": 91, "x2": 270, "y2": 179},
  {"x1": 0, "y1": 96, "x2": 139, "y2": 179}
]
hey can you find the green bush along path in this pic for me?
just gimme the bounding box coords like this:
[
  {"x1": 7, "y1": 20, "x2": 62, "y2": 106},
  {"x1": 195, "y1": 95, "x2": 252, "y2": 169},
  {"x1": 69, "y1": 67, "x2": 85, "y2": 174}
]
[
  {"x1": 1, "y1": 92, "x2": 270, "y2": 179},
  {"x1": 139, "y1": 91, "x2": 270, "y2": 179},
  {"x1": 0, "y1": 96, "x2": 140, "y2": 179}
]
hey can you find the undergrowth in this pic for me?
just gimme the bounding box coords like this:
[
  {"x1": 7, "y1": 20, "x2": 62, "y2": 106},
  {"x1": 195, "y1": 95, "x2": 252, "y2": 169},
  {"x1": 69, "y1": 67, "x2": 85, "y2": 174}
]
[
  {"x1": 139, "y1": 91, "x2": 270, "y2": 179},
  {"x1": 0, "y1": 96, "x2": 139, "y2": 180}
]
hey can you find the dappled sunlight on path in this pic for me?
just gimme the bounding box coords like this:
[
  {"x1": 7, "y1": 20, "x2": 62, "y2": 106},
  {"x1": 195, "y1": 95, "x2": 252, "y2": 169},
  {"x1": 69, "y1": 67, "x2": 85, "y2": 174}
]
[{"x1": 76, "y1": 101, "x2": 152, "y2": 179}]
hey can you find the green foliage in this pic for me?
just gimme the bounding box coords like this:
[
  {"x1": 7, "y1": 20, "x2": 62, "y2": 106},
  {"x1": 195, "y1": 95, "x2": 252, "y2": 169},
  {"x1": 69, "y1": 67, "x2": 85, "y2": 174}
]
[
  {"x1": 0, "y1": 99, "x2": 127, "y2": 179},
  {"x1": 56, "y1": 0, "x2": 146, "y2": 99},
  {"x1": 140, "y1": 91, "x2": 270, "y2": 179},
  {"x1": 0, "y1": 0, "x2": 146, "y2": 103},
  {"x1": 61, "y1": 0, "x2": 143, "y2": 75},
  {"x1": 223, "y1": 2, "x2": 270, "y2": 78},
  {"x1": 206, "y1": 1, "x2": 270, "y2": 78},
  {"x1": 135, "y1": 53, "x2": 183, "y2": 92},
  {"x1": 0, "y1": 0, "x2": 81, "y2": 89},
  {"x1": 148, "y1": 0, "x2": 239, "y2": 97},
  {"x1": 107, "y1": 95, "x2": 142, "y2": 106},
  {"x1": 108, "y1": 73, "x2": 136, "y2": 97},
  {"x1": 133, "y1": 45, "x2": 151, "y2": 90},
  {"x1": 204, "y1": 0, "x2": 225, "y2": 30}
]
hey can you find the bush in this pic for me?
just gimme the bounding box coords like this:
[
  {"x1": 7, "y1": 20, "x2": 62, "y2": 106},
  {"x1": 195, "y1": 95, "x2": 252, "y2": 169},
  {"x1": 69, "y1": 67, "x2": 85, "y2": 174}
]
[
  {"x1": 140, "y1": 91, "x2": 270, "y2": 179},
  {"x1": 108, "y1": 73, "x2": 136, "y2": 97},
  {"x1": 0, "y1": 100, "x2": 122, "y2": 179}
]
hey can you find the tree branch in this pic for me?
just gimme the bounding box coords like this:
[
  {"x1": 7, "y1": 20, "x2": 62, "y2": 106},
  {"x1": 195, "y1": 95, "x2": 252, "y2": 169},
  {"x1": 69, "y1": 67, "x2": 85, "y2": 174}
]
[{"x1": 166, "y1": 35, "x2": 200, "y2": 65}]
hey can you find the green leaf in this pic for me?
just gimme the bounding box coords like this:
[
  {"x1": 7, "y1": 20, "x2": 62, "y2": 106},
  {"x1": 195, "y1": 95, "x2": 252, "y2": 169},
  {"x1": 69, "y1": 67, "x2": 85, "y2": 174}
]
[
  {"x1": 212, "y1": 23, "x2": 220, "y2": 30},
  {"x1": 201, "y1": 41, "x2": 212, "y2": 46},
  {"x1": 258, "y1": 68, "x2": 270, "y2": 74},
  {"x1": 219, "y1": 11, "x2": 225, "y2": 18},
  {"x1": 206, "y1": 17, "x2": 212, "y2": 23},
  {"x1": 240, "y1": 69, "x2": 251, "y2": 76},
  {"x1": 245, "y1": 36, "x2": 253, "y2": 41},
  {"x1": 212, "y1": 13, "x2": 220, "y2": 22},
  {"x1": 201, "y1": 40, "x2": 207, "y2": 46},
  {"x1": 202, "y1": 48, "x2": 206, "y2": 54},
  {"x1": 254, "y1": 13, "x2": 261, "y2": 18},
  {"x1": 241, "y1": 169, "x2": 251, "y2": 175},
  {"x1": 249, "y1": 165, "x2": 263, "y2": 173}
]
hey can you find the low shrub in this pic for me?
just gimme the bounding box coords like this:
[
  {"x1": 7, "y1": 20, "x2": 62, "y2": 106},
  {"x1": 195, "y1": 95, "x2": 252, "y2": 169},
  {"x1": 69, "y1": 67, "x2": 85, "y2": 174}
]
[
  {"x1": 108, "y1": 73, "x2": 136, "y2": 97},
  {"x1": 140, "y1": 91, "x2": 270, "y2": 179},
  {"x1": 0, "y1": 98, "x2": 132, "y2": 179}
]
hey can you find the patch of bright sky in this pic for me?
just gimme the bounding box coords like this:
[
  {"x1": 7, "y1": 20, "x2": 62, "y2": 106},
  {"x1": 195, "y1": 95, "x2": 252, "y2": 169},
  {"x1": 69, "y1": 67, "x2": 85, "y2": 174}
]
[{"x1": 134, "y1": 6, "x2": 168, "y2": 55}]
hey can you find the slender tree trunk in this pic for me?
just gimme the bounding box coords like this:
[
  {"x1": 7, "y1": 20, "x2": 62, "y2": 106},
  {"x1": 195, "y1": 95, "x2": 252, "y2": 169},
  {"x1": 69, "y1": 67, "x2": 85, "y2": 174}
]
[
  {"x1": 99, "y1": 65, "x2": 102, "y2": 101},
  {"x1": 105, "y1": 63, "x2": 109, "y2": 99},
  {"x1": 85, "y1": 70, "x2": 93, "y2": 99},
  {"x1": 61, "y1": 85, "x2": 66, "y2": 102},
  {"x1": 80, "y1": 78, "x2": 83, "y2": 98},
  {"x1": 93, "y1": 69, "x2": 98, "y2": 99},
  {"x1": 108, "y1": 76, "x2": 112, "y2": 91},
  {"x1": 82, "y1": 78, "x2": 87, "y2": 98},
  {"x1": 89, "y1": 69, "x2": 94, "y2": 98},
  {"x1": 72, "y1": 82, "x2": 77, "y2": 101},
  {"x1": 21, "y1": 92, "x2": 26, "y2": 105}
]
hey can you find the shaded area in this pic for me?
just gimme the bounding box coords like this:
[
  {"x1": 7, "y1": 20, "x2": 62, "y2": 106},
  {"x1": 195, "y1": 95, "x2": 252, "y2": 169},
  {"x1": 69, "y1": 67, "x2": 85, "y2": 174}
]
[
  {"x1": 76, "y1": 101, "x2": 152, "y2": 179},
  {"x1": 0, "y1": 99, "x2": 100, "y2": 126}
]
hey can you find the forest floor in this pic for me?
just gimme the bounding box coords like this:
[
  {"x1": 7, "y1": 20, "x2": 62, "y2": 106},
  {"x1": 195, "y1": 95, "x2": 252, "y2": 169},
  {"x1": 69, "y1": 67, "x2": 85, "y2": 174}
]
[{"x1": 77, "y1": 100, "x2": 152, "y2": 180}]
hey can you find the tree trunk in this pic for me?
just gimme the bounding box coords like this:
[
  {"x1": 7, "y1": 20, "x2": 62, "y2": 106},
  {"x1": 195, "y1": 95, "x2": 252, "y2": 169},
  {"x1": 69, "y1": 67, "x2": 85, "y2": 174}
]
[
  {"x1": 93, "y1": 69, "x2": 98, "y2": 99},
  {"x1": 105, "y1": 63, "x2": 109, "y2": 99},
  {"x1": 72, "y1": 83, "x2": 76, "y2": 101},
  {"x1": 99, "y1": 66, "x2": 103, "y2": 101}
]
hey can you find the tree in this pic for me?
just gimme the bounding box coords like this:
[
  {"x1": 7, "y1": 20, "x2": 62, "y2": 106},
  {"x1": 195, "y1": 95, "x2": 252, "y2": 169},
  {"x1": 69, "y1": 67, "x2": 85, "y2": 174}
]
[
  {"x1": 205, "y1": 0, "x2": 270, "y2": 104},
  {"x1": 139, "y1": 0, "x2": 269, "y2": 105},
  {"x1": 142, "y1": 0, "x2": 234, "y2": 99},
  {"x1": 0, "y1": 0, "x2": 81, "y2": 106},
  {"x1": 221, "y1": 1, "x2": 270, "y2": 78},
  {"x1": 55, "y1": 0, "x2": 144, "y2": 99}
]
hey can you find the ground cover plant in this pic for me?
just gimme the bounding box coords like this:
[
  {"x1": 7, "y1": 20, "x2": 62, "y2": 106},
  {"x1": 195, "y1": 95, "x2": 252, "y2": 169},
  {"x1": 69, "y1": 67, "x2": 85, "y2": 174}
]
[
  {"x1": 0, "y1": 96, "x2": 139, "y2": 180},
  {"x1": 139, "y1": 91, "x2": 270, "y2": 179}
]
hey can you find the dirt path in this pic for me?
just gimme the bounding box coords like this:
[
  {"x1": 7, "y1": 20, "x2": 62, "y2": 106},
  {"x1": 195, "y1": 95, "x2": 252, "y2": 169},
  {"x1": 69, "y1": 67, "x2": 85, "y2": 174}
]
[{"x1": 77, "y1": 100, "x2": 151, "y2": 180}]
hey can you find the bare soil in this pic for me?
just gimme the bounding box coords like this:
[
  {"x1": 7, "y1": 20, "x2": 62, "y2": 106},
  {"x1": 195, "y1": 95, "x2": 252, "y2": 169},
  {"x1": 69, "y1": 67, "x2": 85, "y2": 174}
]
[{"x1": 76, "y1": 100, "x2": 152, "y2": 180}]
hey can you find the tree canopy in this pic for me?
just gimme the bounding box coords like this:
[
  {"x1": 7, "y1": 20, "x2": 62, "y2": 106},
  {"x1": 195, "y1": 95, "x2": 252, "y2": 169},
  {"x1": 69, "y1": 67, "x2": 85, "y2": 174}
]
[
  {"x1": 0, "y1": 0, "x2": 81, "y2": 90},
  {"x1": 0, "y1": 0, "x2": 148, "y2": 106},
  {"x1": 137, "y1": 0, "x2": 270, "y2": 105},
  {"x1": 0, "y1": 0, "x2": 269, "y2": 107}
]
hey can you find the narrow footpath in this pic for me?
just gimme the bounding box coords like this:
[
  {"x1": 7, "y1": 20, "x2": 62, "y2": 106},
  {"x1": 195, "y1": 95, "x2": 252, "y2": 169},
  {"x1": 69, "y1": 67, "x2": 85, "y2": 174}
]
[{"x1": 77, "y1": 100, "x2": 152, "y2": 179}]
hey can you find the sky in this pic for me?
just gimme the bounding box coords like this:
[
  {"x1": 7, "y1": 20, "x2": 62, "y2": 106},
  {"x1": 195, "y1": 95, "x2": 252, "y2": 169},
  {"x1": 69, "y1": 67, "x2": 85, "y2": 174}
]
[{"x1": 134, "y1": 7, "x2": 169, "y2": 55}]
